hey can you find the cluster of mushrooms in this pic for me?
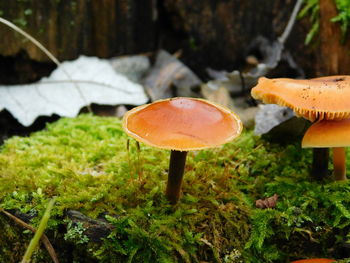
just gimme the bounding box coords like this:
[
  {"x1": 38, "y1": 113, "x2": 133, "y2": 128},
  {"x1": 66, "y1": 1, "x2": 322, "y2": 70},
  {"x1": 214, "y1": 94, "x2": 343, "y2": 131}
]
[
  {"x1": 252, "y1": 76, "x2": 350, "y2": 181},
  {"x1": 122, "y1": 76, "x2": 350, "y2": 205},
  {"x1": 122, "y1": 77, "x2": 348, "y2": 262}
]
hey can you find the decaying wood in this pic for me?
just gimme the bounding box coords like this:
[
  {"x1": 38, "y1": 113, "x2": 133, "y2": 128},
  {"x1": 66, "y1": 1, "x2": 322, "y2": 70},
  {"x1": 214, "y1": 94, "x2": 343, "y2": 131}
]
[
  {"x1": 162, "y1": 0, "x2": 308, "y2": 74},
  {"x1": 143, "y1": 50, "x2": 202, "y2": 101},
  {"x1": 67, "y1": 210, "x2": 113, "y2": 243},
  {"x1": 0, "y1": 0, "x2": 156, "y2": 62},
  {"x1": 318, "y1": 0, "x2": 350, "y2": 75}
]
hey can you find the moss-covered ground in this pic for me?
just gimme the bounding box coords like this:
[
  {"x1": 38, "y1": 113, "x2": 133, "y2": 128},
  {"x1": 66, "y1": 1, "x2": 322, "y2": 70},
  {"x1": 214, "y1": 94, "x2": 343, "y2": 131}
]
[{"x1": 1, "y1": 114, "x2": 350, "y2": 262}]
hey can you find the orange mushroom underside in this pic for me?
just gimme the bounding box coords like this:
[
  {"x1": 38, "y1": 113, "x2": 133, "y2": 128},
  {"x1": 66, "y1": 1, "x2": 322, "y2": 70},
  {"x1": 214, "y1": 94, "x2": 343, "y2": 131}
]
[
  {"x1": 302, "y1": 119, "x2": 350, "y2": 148},
  {"x1": 251, "y1": 76, "x2": 350, "y2": 121},
  {"x1": 123, "y1": 97, "x2": 242, "y2": 151}
]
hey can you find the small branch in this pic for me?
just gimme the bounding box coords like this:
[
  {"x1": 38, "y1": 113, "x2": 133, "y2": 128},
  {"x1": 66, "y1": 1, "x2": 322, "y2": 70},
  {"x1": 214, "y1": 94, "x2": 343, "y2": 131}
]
[
  {"x1": 278, "y1": 0, "x2": 304, "y2": 44},
  {"x1": 0, "y1": 17, "x2": 60, "y2": 66},
  {"x1": 0, "y1": 207, "x2": 59, "y2": 263},
  {"x1": 21, "y1": 198, "x2": 57, "y2": 263}
]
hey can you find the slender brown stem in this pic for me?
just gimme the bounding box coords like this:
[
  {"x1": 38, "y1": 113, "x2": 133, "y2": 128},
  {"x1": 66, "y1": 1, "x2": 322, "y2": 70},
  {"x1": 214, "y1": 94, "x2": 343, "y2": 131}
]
[
  {"x1": 165, "y1": 150, "x2": 188, "y2": 204},
  {"x1": 311, "y1": 148, "x2": 329, "y2": 180},
  {"x1": 333, "y1": 147, "x2": 347, "y2": 181}
]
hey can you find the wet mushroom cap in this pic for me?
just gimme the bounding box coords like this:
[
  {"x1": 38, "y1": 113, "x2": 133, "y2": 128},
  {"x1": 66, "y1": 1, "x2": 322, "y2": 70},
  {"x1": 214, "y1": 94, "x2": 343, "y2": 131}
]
[
  {"x1": 290, "y1": 259, "x2": 335, "y2": 263},
  {"x1": 122, "y1": 97, "x2": 242, "y2": 151},
  {"x1": 302, "y1": 119, "x2": 350, "y2": 148},
  {"x1": 251, "y1": 76, "x2": 350, "y2": 121}
]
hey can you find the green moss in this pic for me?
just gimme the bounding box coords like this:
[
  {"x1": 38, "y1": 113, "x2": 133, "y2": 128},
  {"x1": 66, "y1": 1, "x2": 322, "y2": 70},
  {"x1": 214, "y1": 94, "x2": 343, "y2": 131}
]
[
  {"x1": 300, "y1": 0, "x2": 350, "y2": 44},
  {"x1": 0, "y1": 114, "x2": 350, "y2": 262},
  {"x1": 299, "y1": 0, "x2": 319, "y2": 45},
  {"x1": 24, "y1": 9, "x2": 32, "y2": 16},
  {"x1": 331, "y1": 0, "x2": 350, "y2": 40},
  {"x1": 64, "y1": 221, "x2": 89, "y2": 244},
  {"x1": 13, "y1": 17, "x2": 27, "y2": 28}
]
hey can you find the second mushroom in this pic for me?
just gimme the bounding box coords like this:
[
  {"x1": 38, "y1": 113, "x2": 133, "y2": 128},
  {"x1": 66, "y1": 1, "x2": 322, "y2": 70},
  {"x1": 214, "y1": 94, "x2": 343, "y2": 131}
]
[
  {"x1": 251, "y1": 75, "x2": 350, "y2": 180},
  {"x1": 302, "y1": 119, "x2": 350, "y2": 181}
]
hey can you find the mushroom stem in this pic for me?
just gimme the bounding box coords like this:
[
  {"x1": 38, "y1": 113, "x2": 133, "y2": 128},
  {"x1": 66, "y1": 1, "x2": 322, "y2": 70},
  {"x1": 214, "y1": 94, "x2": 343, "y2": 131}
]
[
  {"x1": 166, "y1": 150, "x2": 188, "y2": 204},
  {"x1": 311, "y1": 148, "x2": 329, "y2": 180},
  {"x1": 332, "y1": 147, "x2": 347, "y2": 181}
]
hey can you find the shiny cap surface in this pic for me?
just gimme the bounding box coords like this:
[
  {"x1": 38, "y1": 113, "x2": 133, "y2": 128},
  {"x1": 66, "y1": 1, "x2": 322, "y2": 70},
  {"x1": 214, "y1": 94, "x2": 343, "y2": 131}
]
[{"x1": 122, "y1": 97, "x2": 242, "y2": 151}]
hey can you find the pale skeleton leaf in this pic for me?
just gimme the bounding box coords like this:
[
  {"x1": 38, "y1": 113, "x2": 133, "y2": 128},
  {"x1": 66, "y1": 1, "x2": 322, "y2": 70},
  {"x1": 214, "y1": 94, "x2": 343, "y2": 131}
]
[{"x1": 0, "y1": 56, "x2": 148, "y2": 126}]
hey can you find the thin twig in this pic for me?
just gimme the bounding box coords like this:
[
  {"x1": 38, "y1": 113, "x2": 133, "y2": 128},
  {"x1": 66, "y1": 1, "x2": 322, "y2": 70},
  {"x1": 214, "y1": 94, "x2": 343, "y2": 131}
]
[
  {"x1": 278, "y1": 0, "x2": 305, "y2": 44},
  {"x1": 0, "y1": 208, "x2": 60, "y2": 263},
  {"x1": 21, "y1": 198, "x2": 57, "y2": 263},
  {"x1": 0, "y1": 18, "x2": 60, "y2": 65}
]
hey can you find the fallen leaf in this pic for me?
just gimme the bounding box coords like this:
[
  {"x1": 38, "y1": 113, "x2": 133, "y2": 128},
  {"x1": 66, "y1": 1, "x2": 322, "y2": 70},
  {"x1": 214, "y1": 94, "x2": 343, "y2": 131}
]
[
  {"x1": 254, "y1": 104, "x2": 294, "y2": 135},
  {"x1": 143, "y1": 50, "x2": 202, "y2": 101},
  {"x1": 255, "y1": 194, "x2": 279, "y2": 209},
  {"x1": 0, "y1": 56, "x2": 148, "y2": 126},
  {"x1": 201, "y1": 85, "x2": 258, "y2": 128},
  {"x1": 109, "y1": 55, "x2": 150, "y2": 83},
  {"x1": 201, "y1": 86, "x2": 234, "y2": 109}
]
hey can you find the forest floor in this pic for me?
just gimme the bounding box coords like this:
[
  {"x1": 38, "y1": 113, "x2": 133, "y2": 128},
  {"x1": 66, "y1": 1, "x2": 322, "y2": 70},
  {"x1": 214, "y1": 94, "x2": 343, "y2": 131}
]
[{"x1": 1, "y1": 114, "x2": 350, "y2": 263}]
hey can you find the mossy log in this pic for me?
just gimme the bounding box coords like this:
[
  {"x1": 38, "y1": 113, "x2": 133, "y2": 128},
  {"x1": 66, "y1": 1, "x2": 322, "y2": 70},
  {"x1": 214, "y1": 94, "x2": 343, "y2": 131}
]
[
  {"x1": 0, "y1": 0, "x2": 156, "y2": 62},
  {"x1": 1, "y1": 115, "x2": 350, "y2": 262}
]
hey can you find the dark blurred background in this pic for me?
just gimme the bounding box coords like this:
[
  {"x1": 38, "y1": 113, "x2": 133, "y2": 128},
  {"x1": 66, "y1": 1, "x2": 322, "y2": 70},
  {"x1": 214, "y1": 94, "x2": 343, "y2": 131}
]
[
  {"x1": 0, "y1": 0, "x2": 349, "y2": 142},
  {"x1": 0, "y1": 0, "x2": 349, "y2": 85}
]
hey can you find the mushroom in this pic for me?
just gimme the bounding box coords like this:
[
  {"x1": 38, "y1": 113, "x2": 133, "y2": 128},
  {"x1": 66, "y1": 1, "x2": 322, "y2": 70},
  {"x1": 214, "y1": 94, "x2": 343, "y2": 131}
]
[
  {"x1": 122, "y1": 97, "x2": 242, "y2": 204},
  {"x1": 251, "y1": 76, "x2": 350, "y2": 180},
  {"x1": 302, "y1": 119, "x2": 350, "y2": 181},
  {"x1": 251, "y1": 76, "x2": 350, "y2": 122},
  {"x1": 290, "y1": 259, "x2": 335, "y2": 263}
]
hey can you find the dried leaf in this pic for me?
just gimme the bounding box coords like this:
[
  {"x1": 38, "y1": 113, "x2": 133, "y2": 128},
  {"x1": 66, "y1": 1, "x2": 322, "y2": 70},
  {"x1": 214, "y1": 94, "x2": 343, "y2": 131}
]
[
  {"x1": 0, "y1": 56, "x2": 148, "y2": 126},
  {"x1": 109, "y1": 55, "x2": 150, "y2": 83},
  {"x1": 201, "y1": 86, "x2": 234, "y2": 109},
  {"x1": 201, "y1": 85, "x2": 258, "y2": 128},
  {"x1": 143, "y1": 50, "x2": 202, "y2": 101},
  {"x1": 255, "y1": 194, "x2": 279, "y2": 209},
  {"x1": 254, "y1": 104, "x2": 294, "y2": 135}
]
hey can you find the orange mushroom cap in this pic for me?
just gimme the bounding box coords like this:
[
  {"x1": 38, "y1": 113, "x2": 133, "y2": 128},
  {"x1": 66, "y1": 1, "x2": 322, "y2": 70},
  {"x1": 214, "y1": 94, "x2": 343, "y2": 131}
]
[
  {"x1": 251, "y1": 76, "x2": 350, "y2": 122},
  {"x1": 122, "y1": 97, "x2": 243, "y2": 151},
  {"x1": 290, "y1": 259, "x2": 335, "y2": 263},
  {"x1": 302, "y1": 119, "x2": 350, "y2": 148}
]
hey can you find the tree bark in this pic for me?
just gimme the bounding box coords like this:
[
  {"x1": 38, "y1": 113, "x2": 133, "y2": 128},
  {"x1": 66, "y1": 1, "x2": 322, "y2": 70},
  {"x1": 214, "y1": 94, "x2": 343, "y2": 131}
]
[
  {"x1": 1, "y1": 0, "x2": 350, "y2": 78},
  {"x1": 0, "y1": 0, "x2": 156, "y2": 62},
  {"x1": 161, "y1": 0, "x2": 318, "y2": 76},
  {"x1": 318, "y1": 0, "x2": 350, "y2": 75}
]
